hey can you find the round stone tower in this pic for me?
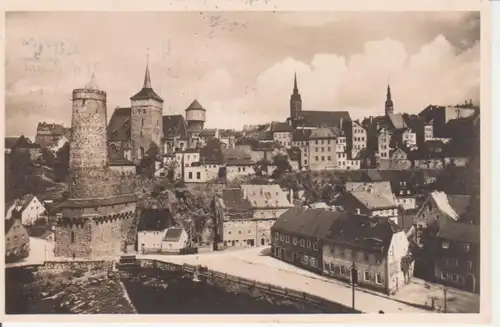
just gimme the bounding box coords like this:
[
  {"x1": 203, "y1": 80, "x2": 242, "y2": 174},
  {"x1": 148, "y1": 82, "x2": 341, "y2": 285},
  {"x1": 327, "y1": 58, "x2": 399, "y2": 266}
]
[
  {"x1": 68, "y1": 74, "x2": 109, "y2": 199},
  {"x1": 185, "y1": 99, "x2": 206, "y2": 133}
]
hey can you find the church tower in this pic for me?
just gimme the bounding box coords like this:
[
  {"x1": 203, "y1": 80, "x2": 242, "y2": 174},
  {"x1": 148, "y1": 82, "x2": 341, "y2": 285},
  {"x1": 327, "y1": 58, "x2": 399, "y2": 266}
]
[
  {"x1": 290, "y1": 73, "x2": 302, "y2": 120},
  {"x1": 130, "y1": 58, "x2": 164, "y2": 164},
  {"x1": 385, "y1": 84, "x2": 394, "y2": 116}
]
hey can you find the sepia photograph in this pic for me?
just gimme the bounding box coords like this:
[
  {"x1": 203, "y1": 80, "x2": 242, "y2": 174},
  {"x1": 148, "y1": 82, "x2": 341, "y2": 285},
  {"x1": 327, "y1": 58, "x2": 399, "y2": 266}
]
[{"x1": 3, "y1": 9, "x2": 485, "y2": 318}]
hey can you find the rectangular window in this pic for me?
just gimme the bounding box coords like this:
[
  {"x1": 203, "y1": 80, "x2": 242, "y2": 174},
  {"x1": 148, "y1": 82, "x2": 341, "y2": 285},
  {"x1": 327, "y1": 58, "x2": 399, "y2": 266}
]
[
  {"x1": 293, "y1": 237, "x2": 298, "y2": 245},
  {"x1": 321, "y1": 156, "x2": 325, "y2": 161},
  {"x1": 375, "y1": 273, "x2": 382, "y2": 285},
  {"x1": 441, "y1": 272, "x2": 449, "y2": 279},
  {"x1": 285, "y1": 235, "x2": 290, "y2": 243},
  {"x1": 463, "y1": 243, "x2": 470, "y2": 252},
  {"x1": 340, "y1": 266, "x2": 345, "y2": 275},
  {"x1": 280, "y1": 235, "x2": 284, "y2": 242},
  {"x1": 300, "y1": 239, "x2": 305, "y2": 247},
  {"x1": 315, "y1": 156, "x2": 319, "y2": 161},
  {"x1": 327, "y1": 156, "x2": 331, "y2": 161},
  {"x1": 321, "y1": 147, "x2": 324, "y2": 152},
  {"x1": 196, "y1": 172, "x2": 201, "y2": 180},
  {"x1": 71, "y1": 231, "x2": 75, "y2": 243},
  {"x1": 466, "y1": 261, "x2": 472, "y2": 269},
  {"x1": 275, "y1": 232, "x2": 279, "y2": 239},
  {"x1": 452, "y1": 274, "x2": 459, "y2": 282},
  {"x1": 188, "y1": 172, "x2": 193, "y2": 179},
  {"x1": 310, "y1": 257, "x2": 317, "y2": 267},
  {"x1": 364, "y1": 271, "x2": 370, "y2": 281},
  {"x1": 313, "y1": 242, "x2": 319, "y2": 251}
]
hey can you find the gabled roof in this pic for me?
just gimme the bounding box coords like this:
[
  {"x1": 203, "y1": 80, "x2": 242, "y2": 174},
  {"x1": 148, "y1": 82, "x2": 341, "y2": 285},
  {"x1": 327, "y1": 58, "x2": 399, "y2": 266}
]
[
  {"x1": 5, "y1": 218, "x2": 20, "y2": 235},
  {"x1": 13, "y1": 194, "x2": 38, "y2": 214},
  {"x1": 163, "y1": 115, "x2": 189, "y2": 140},
  {"x1": 436, "y1": 221, "x2": 479, "y2": 244},
  {"x1": 309, "y1": 128, "x2": 335, "y2": 139},
  {"x1": 13, "y1": 135, "x2": 40, "y2": 149},
  {"x1": 387, "y1": 113, "x2": 407, "y2": 130},
  {"x1": 163, "y1": 227, "x2": 184, "y2": 242},
  {"x1": 297, "y1": 110, "x2": 351, "y2": 128},
  {"x1": 137, "y1": 208, "x2": 175, "y2": 231},
  {"x1": 326, "y1": 216, "x2": 401, "y2": 254},
  {"x1": 242, "y1": 184, "x2": 292, "y2": 209},
  {"x1": 221, "y1": 188, "x2": 253, "y2": 212},
  {"x1": 270, "y1": 121, "x2": 294, "y2": 133},
  {"x1": 272, "y1": 207, "x2": 346, "y2": 239},
  {"x1": 200, "y1": 128, "x2": 218, "y2": 137},
  {"x1": 427, "y1": 191, "x2": 461, "y2": 221},
  {"x1": 349, "y1": 191, "x2": 398, "y2": 211},
  {"x1": 292, "y1": 129, "x2": 311, "y2": 141},
  {"x1": 107, "y1": 107, "x2": 132, "y2": 142}
]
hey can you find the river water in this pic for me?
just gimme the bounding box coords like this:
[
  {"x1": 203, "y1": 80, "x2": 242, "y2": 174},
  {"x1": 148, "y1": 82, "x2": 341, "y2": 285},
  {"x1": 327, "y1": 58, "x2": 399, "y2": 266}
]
[{"x1": 5, "y1": 266, "x2": 323, "y2": 314}]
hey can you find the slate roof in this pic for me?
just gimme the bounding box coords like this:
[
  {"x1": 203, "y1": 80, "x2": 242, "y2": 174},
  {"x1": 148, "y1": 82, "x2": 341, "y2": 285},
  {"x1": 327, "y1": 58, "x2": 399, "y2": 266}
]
[
  {"x1": 200, "y1": 129, "x2": 218, "y2": 137},
  {"x1": 349, "y1": 191, "x2": 398, "y2": 211},
  {"x1": 130, "y1": 88, "x2": 164, "y2": 103},
  {"x1": 5, "y1": 218, "x2": 18, "y2": 234},
  {"x1": 107, "y1": 107, "x2": 132, "y2": 142},
  {"x1": 436, "y1": 221, "x2": 479, "y2": 244},
  {"x1": 163, "y1": 115, "x2": 189, "y2": 140},
  {"x1": 326, "y1": 216, "x2": 401, "y2": 254},
  {"x1": 163, "y1": 227, "x2": 184, "y2": 242},
  {"x1": 272, "y1": 207, "x2": 346, "y2": 239},
  {"x1": 270, "y1": 122, "x2": 294, "y2": 133},
  {"x1": 297, "y1": 110, "x2": 351, "y2": 129},
  {"x1": 447, "y1": 194, "x2": 472, "y2": 216},
  {"x1": 387, "y1": 113, "x2": 407, "y2": 130},
  {"x1": 309, "y1": 128, "x2": 336, "y2": 139},
  {"x1": 137, "y1": 208, "x2": 175, "y2": 231},
  {"x1": 292, "y1": 130, "x2": 311, "y2": 141},
  {"x1": 241, "y1": 184, "x2": 292, "y2": 209},
  {"x1": 186, "y1": 99, "x2": 206, "y2": 111},
  {"x1": 221, "y1": 188, "x2": 253, "y2": 211}
]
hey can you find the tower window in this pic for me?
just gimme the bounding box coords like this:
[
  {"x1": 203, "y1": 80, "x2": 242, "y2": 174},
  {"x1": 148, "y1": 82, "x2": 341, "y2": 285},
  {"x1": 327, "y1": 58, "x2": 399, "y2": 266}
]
[{"x1": 71, "y1": 231, "x2": 75, "y2": 243}]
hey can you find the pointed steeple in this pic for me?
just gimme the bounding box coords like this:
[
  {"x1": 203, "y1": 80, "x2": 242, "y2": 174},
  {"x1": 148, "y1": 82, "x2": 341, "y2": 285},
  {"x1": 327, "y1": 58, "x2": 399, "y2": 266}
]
[
  {"x1": 293, "y1": 72, "x2": 298, "y2": 93},
  {"x1": 85, "y1": 73, "x2": 99, "y2": 90},
  {"x1": 385, "y1": 84, "x2": 394, "y2": 115},
  {"x1": 143, "y1": 54, "x2": 152, "y2": 89}
]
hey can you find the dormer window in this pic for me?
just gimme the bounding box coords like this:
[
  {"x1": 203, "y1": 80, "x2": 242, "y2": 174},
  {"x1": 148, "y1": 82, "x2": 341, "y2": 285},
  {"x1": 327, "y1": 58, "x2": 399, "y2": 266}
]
[{"x1": 442, "y1": 241, "x2": 450, "y2": 249}]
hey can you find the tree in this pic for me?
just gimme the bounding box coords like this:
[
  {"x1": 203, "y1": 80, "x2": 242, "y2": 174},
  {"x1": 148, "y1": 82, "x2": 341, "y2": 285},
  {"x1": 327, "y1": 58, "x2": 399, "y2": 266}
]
[
  {"x1": 138, "y1": 142, "x2": 160, "y2": 178},
  {"x1": 40, "y1": 147, "x2": 56, "y2": 167},
  {"x1": 271, "y1": 154, "x2": 292, "y2": 179},
  {"x1": 54, "y1": 142, "x2": 70, "y2": 182}
]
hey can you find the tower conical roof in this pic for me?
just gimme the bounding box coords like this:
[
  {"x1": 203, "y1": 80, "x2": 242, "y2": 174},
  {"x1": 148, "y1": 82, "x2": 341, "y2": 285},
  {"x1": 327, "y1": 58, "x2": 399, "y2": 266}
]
[
  {"x1": 85, "y1": 73, "x2": 99, "y2": 90},
  {"x1": 130, "y1": 59, "x2": 163, "y2": 103},
  {"x1": 186, "y1": 99, "x2": 206, "y2": 111}
]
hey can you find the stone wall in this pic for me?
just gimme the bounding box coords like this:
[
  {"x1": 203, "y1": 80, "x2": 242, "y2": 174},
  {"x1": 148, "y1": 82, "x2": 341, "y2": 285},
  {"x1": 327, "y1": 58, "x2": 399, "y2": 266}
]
[
  {"x1": 54, "y1": 220, "x2": 92, "y2": 257},
  {"x1": 55, "y1": 202, "x2": 137, "y2": 258},
  {"x1": 69, "y1": 167, "x2": 136, "y2": 199},
  {"x1": 37, "y1": 260, "x2": 113, "y2": 275},
  {"x1": 69, "y1": 89, "x2": 108, "y2": 198},
  {"x1": 130, "y1": 99, "x2": 163, "y2": 163}
]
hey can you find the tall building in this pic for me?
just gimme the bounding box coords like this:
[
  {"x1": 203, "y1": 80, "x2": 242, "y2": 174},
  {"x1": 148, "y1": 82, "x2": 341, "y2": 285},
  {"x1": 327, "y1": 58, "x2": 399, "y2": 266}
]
[
  {"x1": 107, "y1": 61, "x2": 164, "y2": 163},
  {"x1": 55, "y1": 74, "x2": 138, "y2": 259},
  {"x1": 130, "y1": 61, "x2": 164, "y2": 163},
  {"x1": 185, "y1": 99, "x2": 206, "y2": 135},
  {"x1": 290, "y1": 72, "x2": 302, "y2": 120},
  {"x1": 288, "y1": 73, "x2": 350, "y2": 129},
  {"x1": 385, "y1": 84, "x2": 394, "y2": 116}
]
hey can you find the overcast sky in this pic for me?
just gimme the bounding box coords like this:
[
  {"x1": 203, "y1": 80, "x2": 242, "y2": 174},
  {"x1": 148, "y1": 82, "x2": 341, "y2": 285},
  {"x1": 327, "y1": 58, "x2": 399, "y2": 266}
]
[{"x1": 6, "y1": 11, "x2": 480, "y2": 138}]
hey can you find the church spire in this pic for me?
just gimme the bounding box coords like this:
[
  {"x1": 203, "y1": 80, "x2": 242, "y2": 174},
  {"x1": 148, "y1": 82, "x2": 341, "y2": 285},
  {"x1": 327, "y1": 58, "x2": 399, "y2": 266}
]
[
  {"x1": 385, "y1": 84, "x2": 394, "y2": 115},
  {"x1": 143, "y1": 54, "x2": 152, "y2": 89},
  {"x1": 293, "y1": 72, "x2": 298, "y2": 93}
]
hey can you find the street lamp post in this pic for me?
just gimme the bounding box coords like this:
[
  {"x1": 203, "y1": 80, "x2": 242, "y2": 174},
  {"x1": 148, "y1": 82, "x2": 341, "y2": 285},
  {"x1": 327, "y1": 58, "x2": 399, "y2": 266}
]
[{"x1": 350, "y1": 262, "x2": 358, "y2": 310}]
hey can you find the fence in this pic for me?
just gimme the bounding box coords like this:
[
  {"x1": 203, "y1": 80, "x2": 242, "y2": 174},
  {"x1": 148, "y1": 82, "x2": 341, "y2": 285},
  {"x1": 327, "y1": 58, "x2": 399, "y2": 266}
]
[{"x1": 134, "y1": 259, "x2": 360, "y2": 313}]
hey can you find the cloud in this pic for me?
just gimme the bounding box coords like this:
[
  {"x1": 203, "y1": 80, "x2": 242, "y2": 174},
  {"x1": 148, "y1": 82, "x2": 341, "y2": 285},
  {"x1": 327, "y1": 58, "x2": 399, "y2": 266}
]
[
  {"x1": 199, "y1": 34, "x2": 479, "y2": 129},
  {"x1": 5, "y1": 12, "x2": 480, "y2": 135}
]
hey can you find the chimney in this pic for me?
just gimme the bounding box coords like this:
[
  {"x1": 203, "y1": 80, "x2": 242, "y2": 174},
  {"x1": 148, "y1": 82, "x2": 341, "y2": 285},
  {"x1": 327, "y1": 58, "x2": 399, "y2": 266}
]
[{"x1": 340, "y1": 117, "x2": 343, "y2": 129}]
